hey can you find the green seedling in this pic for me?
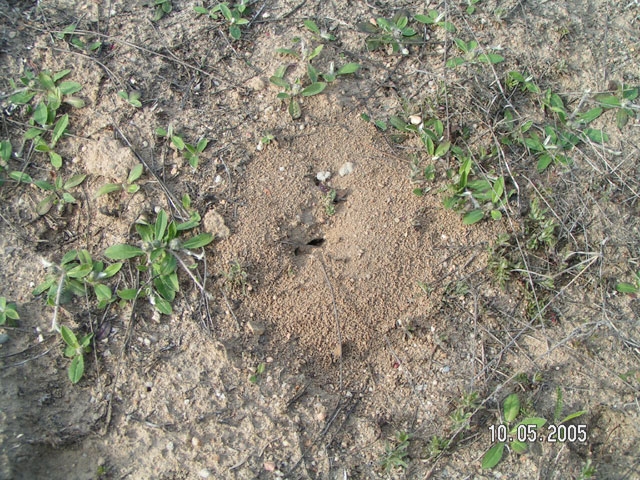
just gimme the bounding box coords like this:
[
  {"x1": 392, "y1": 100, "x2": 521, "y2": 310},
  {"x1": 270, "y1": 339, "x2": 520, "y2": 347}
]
[
  {"x1": 270, "y1": 65, "x2": 326, "y2": 120},
  {"x1": 105, "y1": 210, "x2": 213, "y2": 315},
  {"x1": 303, "y1": 19, "x2": 336, "y2": 41},
  {"x1": 428, "y1": 435, "x2": 450, "y2": 457},
  {"x1": 33, "y1": 249, "x2": 123, "y2": 318},
  {"x1": 0, "y1": 140, "x2": 26, "y2": 186},
  {"x1": 579, "y1": 460, "x2": 596, "y2": 480},
  {"x1": 118, "y1": 90, "x2": 142, "y2": 108},
  {"x1": 55, "y1": 23, "x2": 102, "y2": 51},
  {"x1": 0, "y1": 297, "x2": 20, "y2": 326},
  {"x1": 506, "y1": 71, "x2": 541, "y2": 94},
  {"x1": 482, "y1": 393, "x2": 547, "y2": 469},
  {"x1": 595, "y1": 82, "x2": 639, "y2": 130},
  {"x1": 380, "y1": 431, "x2": 411, "y2": 473},
  {"x1": 553, "y1": 387, "x2": 587, "y2": 424},
  {"x1": 357, "y1": 12, "x2": 421, "y2": 54},
  {"x1": 150, "y1": 0, "x2": 172, "y2": 21},
  {"x1": 9, "y1": 69, "x2": 84, "y2": 169},
  {"x1": 525, "y1": 197, "x2": 558, "y2": 250},
  {"x1": 315, "y1": 61, "x2": 360, "y2": 83},
  {"x1": 95, "y1": 164, "x2": 144, "y2": 198},
  {"x1": 465, "y1": 0, "x2": 481, "y2": 15},
  {"x1": 257, "y1": 132, "x2": 275, "y2": 151},
  {"x1": 442, "y1": 147, "x2": 512, "y2": 224},
  {"x1": 32, "y1": 173, "x2": 86, "y2": 215},
  {"x1": 195, "y1": 1, "x2": 250, "y2": 40},
  {"x1": 222, "y1": 260, "x2": 248, "y2": 295},
  {"x1": 156, "y1": 125, "x2": 208, "y2": 168},
  {"x1": 60, "y1": 325, "x2": 92, "y2": 383},
  {"x1": 446, "y1": 38, "x2": 504, "y2": 68},
  {"x1": 414, "y1": 10, "x2": 456, "y2": 32},
  {"x1": 616, "y1": 271, "x2": 640, "y2": 294},
  {"x1": 322, "y1": 188, "x2": 337, "y2": 216},
  {"x1": 249, "y1": 362, "x2": 265, "y2": 383}
]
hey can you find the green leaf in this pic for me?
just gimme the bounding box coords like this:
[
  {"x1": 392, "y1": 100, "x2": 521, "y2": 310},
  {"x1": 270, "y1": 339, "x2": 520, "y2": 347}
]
[
  {"x1": 463, "y1": 210, "x2": 484, "y2": 225},
  {"x1": 303, "y1": 19, "x2": 320, "y2": 34},
  {"x1": 511, "y1": 440, "x2": 528, "y2": 454},
  {"x1": 34, "y1": 180, "x2": 55, "y2": 191},
  {"x1": 68, "y1": 354, "x2": 85, "y2": 383},
  {"x1": 270, "y1": 76, "x2": 289, "y2": 88},
  {"x1": 183, "y1": 233, "x2": 214, "y2": 249},
  {"x1": 503, "y1": 393, "x2": 520, "y2": 422},
  {"x1": 0, "y1": 140, "x2": 11, "y2": 162},
  {"x1": 229, "y1": 25, "x2": 241, "y2": 40},
  {"x1": 95, "y1": 183, "x2": 123, "y2": 197},
  {"x1": 62, "y1": 192, "x2": 76, "y2": 204},
  {"x1": 10, "y1": 91, "x2": 35, "y2": 105},
  {"x1": 60, "y1": 325, "x2": 79, "y2": 348},
  {"x1": 356, "y1": 21, "x2": 379, "y2": 34},
  {"x1": 196, "y1": 138, "x2": 208, "y2": 153},
  {"x1": 301, "y1": 82, "x2": 326, "y2": 97},
  {"x1": 103, "y1": 262, "x2": 123, "y2": 278},
  {"x1": 155, "y1": 210, "x2": 168, "y2": 240},
  {"x1": 616, "y1": 282, "x2": 639, "y2": 294},
  {"x1": 515, "y1": 417, "x2": 547, "y2": 429},
  {"x1": 66, "y1": 263, "x2": 93, "y2": 279},
  {"x1": 33, "y1": 277, "x2": 55, "y2": 296},
  {"x1": 36, "y1": 195, "x2": 54, "y2": 215},
  {"x1": 537, "y1": 154, "x2": 553, "y2": 172},
  {"x1": 454, "y1": 38, "x2": 468, "y2": 52},
  {"x1": 583, "y1": 128, "x2": 608, "y2": 144},
  {"x1": 478, "y1": 53, "x2": 505, "y2": 64},
  {"x1": 289, "y1": 98, "x2": 301, "y2": 119},
  {"x1": 307, "y1": 64, "x2": 318, "y2": 84},
  {"x1": 490, "y1": 210, "x2": 502, "y2": 220},
  {"x1": 559, "y1": 410, "x2": 586, "y2": 424},
  {"x1": 117, "y1": 288, "x2": 139, "y2": 300},
  {"x1": 94, "y1": 284, "x2": 112, "y2": 302},
  {"x1": 194, "y1": 6, "x2": 209, "y2": 14},
  {"x1": 104, "y1": 244, "x2": 145, "y2": 260},
  {"x1": 58, "y1": 81, "x2": 82, "y2": 95},
  {"x1": 441, "y1": 21, "x2": 456, "y2": 33},
  {"x1": 155, "y1": 127, "x2": 168, "y2": 137},
  {"x1": 64, "y1": 173, "x2": 86, "y2": 189},
  {"x1": 308, "y1": 44, "x2": 323, "y2": 61},
  {"x1": 154, "y1": 296, "x2": 172, "y2": 315},
  {"x1": 64, "y1": 96, "x2": 85, "y2": 108},
  {"x1": 336, "y1": 62, "x2": 360, "y2": 75},
  {"x1": 578, "y1": 107, "x2": 603, "y2": 124},
  {"x1": 414, "y1": 14, "x2": 434, "y2": 25},
  {"x1": 33, "y1": 102, "x2": 49, "y2": 126},
  {"x1": 616, "y1": 109, "x2": 629, "y2": 130},
  {"x1": 49, "y1": 151, "x2": 63, "y2": 169},
  {"x1": 10, "y1": 171, "x2": 32, "y2": 183},
  {"x1": 24, "y1": 127, "x2": 42, "y2": 140},
  {"x1": 481, "y1": 443, "x2": 504, "y2": 469},
  {"x1": 446, "y1": 57, "x2": 466, "y2": 68},
  {"x1": 171, "y1": 135, "x2": 185, "y2": 150},
  {"x1": 219, "y1": 3, "x2": 232, "y2": 20},
  {"x1": 390, "y1": 116, "x2": 409, "y2": 132},
  {"x1": 434, "y1": 141, "x2": 451, "y2": 158}
]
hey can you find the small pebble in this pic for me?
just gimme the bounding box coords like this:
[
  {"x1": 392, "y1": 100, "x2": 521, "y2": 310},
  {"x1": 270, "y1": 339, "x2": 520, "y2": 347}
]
[
  {"x1": 339, "y1": 162, "x2": 354, "y2": 177},
  {"x1": 0, "y1": 334, "x2": 10, "y2": 345},
  {"x1": 198, "y1": 469, "x2": 211, "y2": 478},
  {"x1": 316, "y1": 171, "x2": 331, "y2": 182}
]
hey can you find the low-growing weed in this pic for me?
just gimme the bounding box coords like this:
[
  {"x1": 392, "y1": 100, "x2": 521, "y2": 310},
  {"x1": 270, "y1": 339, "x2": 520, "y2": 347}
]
[
  {"x1": 322, "y1": 188, "x2": 337, "y2": 216},
  {"x1": 594, "y1": 82, "x2": 639, "y2": 130},
  {"x1": 105, "y1": 210, "x2": 213, "y2": 314},
  {"x1": 0, "y1": 297, "x2": 20, "y2": 326},
  {"x1": 222, "y1": 260, "x2": 248, "y2": 295},
  {"x1": 380, "y1": 431, "x2": 411, "y2": 473},
  {"x1": 357, "y1": 12, "x2": 422, "y2": 54},
  {"x1": 249, "y1": 362, "x2": 265, "y2": 383},
  {"x1": 55, "y1": 23, "x2": 102, "y2": 52},
  {"x1": 156, "y1": 125, "x2": 209, "y2": 168},
  {"x1": 194, "y1": 1, "x2": 250, "y2": 40},
  {"x1": 9, "y1": 69, "x2": 84, "y2": 169},
  {"x1": 32, "y1": 173, "x2": 87, "y2": 215},
  {"x1": 95, "y1": 164, "x2": 144, "y2": 198},
  {"x1": 118, "y1": 90, "x2": 142, "y2": 108},
  {"x1": 150, "y1": 0, "x2": 172, "y2": 21},
  {"x1": 616, "y1": 271, "x2": 640, "y2": 294},
  {"x1": 415, "y1": 10, "x2": 456, "y2": 33},
  {"x1": 60, "y1": 325, "x2": 92, "y2": 383},
  {"x1": 303, "y1": 19, "x2": 336, "y2": 41},
  {"x1": 446, "y1": 38, "x2": 504, "y2": 68}
]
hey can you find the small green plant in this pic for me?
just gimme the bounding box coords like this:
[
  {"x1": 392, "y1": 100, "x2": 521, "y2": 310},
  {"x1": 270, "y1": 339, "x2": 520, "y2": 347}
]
[
  {"x1": 95, "y1": 164, "x2": 144, "y2": 198},
  {"x1": 303, "y1": 19, "x2": 336, "y2": 41},
  {"x1": 616, "y1": 271, "x2": 640, "y2": 294},
  {"x1": 55, "y1": 23, "x2": 102, "y2": 51},
  {"x1": 442, "y1": 147, "x2": 512, "y2": 224},
  {"x1": 525, "y1": 197, "x2": 558, "y2": 250},
  {"x1": 414, "y1": 10, "x2": 456, "y2": 32},
  {"x1": 270, "y1": 65, "x2": 326, "y2": 120},
  {"x1": 60, "y1": 325, "x2": 92, "y2": 383},
  {"x1": 427, "y1": 435, "x2": 450, "y2": 457},
  {"x1": 118, "y1": 90, "x2": 142, "y2": 108},
  {"x1": 249, "y1": 362, "x2": 265, "y2": 383},
  {"x1": 482, "y1": 393, "x2": 547, "y2": 469},
  {"x1": 33, "y1": 249, "x2": 123, "y2": 316},
  {"x1": 579, "y1": 460, "x2": 596, "y2": 480},
  {"x1": 150, "y1": 0, "x2": 172, "y2": 21},
  {"x1": 194, "y1": 1, "x2": 250, "y2": 40},
  {"x1": 380, "y1": 431, "x2": 411, "y2": 473},
  {"x1": 105, "y1": 210, "x2": 213, "y2": 314},
  {"x1": 357, "y1": 12, "x2": 421, "y2": 54},
  {"x1": 33, "y1": 173, "x2": 87, "y2": 215},
  {"x1": 9, "y1": 69, "x2": 84, "y2": 169},
  {"x1": 0, "y1": 297, "x2": 19, "y2": 326},
  {"x1": 0, "y1": 140, "x2": 27, "y2": 186},
  {"x1": 223, "y1": 260, "x2": 248, "y2": 295},
  {"x1": 595, "y1": 82, "x2": 639, "y2": 130},
  {"x1": 446, "y1": 38, "x2": 505, "y2": 68},
  {"x1": 506, "y1": 71, "x2": 541, "y2": 94},
  {"x1": 465, "y1": 0, "x2": 481, "y2": 15},
  {"x1": 156, "y1": 125, "x2": 209, "y2": 169},
  {"x1": 322, "y1": 188, "x2": 337, "y2": 216}
]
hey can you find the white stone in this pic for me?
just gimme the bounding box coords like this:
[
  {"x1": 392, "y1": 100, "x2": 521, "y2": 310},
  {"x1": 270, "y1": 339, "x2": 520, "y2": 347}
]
[{"x1": 339, "y1": 162, "x2": 354, "y2": 177}]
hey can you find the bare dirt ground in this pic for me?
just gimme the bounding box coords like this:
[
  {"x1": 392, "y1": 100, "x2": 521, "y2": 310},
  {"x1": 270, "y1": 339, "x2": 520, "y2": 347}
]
[{"x1": 1, "y1": 0, "x2": 639, "y2": 479}]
